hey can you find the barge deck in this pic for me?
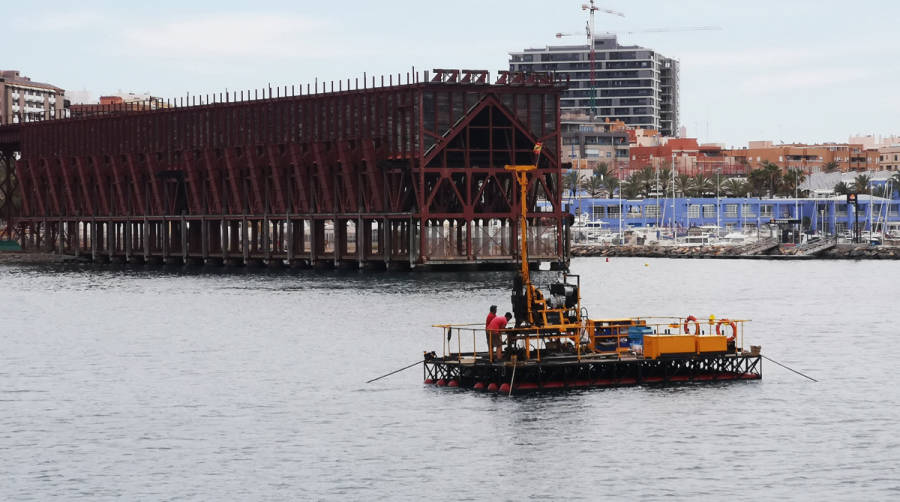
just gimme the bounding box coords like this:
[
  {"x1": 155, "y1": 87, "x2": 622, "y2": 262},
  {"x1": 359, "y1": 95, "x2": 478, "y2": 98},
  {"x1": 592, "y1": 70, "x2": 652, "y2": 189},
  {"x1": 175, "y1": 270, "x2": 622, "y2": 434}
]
[{"x1": 425, "y1": 352, "x2": 761, "y2": 392}]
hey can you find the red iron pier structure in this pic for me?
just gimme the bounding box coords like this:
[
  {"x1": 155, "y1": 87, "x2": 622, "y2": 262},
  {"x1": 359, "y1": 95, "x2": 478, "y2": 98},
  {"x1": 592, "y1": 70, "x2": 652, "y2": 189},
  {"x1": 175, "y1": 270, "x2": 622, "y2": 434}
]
[{"x1": 0, "y1": 69, "x2": 568, "y2": 269}]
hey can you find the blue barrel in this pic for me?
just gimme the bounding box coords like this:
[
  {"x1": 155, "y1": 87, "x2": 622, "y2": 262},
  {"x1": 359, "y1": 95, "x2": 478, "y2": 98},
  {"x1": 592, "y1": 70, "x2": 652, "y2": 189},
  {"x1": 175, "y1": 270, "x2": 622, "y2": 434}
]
[{"x1": 628, "y1": 326, "x2": 653, "y2": 346}]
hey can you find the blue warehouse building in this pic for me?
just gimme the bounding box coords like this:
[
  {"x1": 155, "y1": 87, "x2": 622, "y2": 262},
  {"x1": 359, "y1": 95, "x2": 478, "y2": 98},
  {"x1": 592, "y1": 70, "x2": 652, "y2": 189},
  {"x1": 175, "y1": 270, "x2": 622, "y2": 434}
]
[{"x1": 559, "y1": 195, "x2": 900, "y2": 236}]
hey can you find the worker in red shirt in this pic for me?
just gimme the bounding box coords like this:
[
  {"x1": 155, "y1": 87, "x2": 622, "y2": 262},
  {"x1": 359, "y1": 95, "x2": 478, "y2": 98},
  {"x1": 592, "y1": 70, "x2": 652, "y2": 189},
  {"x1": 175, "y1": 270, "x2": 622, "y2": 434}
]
[
  {"x1": 485, "y1": 305, "x2": 498, "y2": 329},
  {"x1": 487, "y1": 312, "x2": 512, "y2": 361}
]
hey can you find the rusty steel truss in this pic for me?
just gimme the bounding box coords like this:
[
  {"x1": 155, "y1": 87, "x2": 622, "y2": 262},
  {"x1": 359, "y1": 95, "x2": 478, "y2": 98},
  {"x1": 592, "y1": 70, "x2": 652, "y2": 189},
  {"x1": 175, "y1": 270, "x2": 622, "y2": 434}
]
[{"x1": 0, "y1": 69, "x2": 567, "y2": 269}]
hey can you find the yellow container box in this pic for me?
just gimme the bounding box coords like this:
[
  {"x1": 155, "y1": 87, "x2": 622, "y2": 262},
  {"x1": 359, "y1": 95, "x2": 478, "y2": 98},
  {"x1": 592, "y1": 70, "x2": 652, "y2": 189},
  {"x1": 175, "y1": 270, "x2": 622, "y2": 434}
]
[
  {"x1": 643, "y1": 335, "x2": 696, "y2": 359},
  {"x1": 695, "y1": 335, "x2": 727, "y2": 354}
]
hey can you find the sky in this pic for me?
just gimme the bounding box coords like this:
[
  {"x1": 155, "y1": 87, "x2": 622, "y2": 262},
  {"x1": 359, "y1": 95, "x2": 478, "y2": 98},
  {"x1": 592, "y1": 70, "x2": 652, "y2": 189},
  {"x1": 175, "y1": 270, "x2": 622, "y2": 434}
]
[{"x1": 7, "y1": 0, "x2": 900, "y2": 148}]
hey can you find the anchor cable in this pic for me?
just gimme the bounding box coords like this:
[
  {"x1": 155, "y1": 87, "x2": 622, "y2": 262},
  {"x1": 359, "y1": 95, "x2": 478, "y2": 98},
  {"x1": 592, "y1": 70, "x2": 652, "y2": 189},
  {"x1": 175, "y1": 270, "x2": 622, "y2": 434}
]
[
  {"x1": 366, "y1": 360, "x2": 423, "y2": 384},
  {"x1": 761, "y1": 354, "x2": 818, "y2": 382}
]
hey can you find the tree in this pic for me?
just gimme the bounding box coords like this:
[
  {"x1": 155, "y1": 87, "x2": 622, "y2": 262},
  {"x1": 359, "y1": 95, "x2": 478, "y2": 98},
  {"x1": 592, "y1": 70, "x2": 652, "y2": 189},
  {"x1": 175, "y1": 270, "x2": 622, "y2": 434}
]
[
  {"x1": 637, "y1": 166, "x2": 655, "y2": 197},
  {"x1": 620, "y1": 176, "x2": 641, "y2": 199},
  {"x1": 833, "y1": 181, "x2": 851, "y2": 195},
  {"x1": 760, "y1": 161, "x2": 782, "y2": 195},
  {"x1": 603, "y1": 175, "x2": 619, "y2": 198},
  {"x1": 562, "y1": 170, "x2": 580, "y2": 198},
  {"x1": 657, "y1": 167, "x2": 672, "y2": 194},
  {"x1": 674, "y1": 174, "x2": 692, "y2": 197},
  {"x1": 722, "y1": 178, "x2": 749, "y2": 197},
  {"x1": 747, "y1": 168, "x2": 769, "y2": 197},
  {"x1": 851, "y1": 174, "x2": 871, "y2": 193},
  {"x1": 593, "y1": 162, "x2": 609, "y2": 180},
  {"x1": 689, "y1": 174, "x2": 713, "y2": 197},
  {"x1": 782, "y1": 168, "x2": 807, "y2": 196},
  {"x1": 580, "y1": 175, "x2": 604, "y2": 198},
  {"x1": 822, "y1": 161, "x2": 839, "y2": 173}
]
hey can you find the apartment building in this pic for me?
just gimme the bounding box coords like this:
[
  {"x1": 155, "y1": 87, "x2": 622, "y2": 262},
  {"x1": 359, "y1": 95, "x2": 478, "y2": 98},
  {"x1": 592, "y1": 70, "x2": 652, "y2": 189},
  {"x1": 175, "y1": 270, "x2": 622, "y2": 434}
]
[
  {"x1": 561, "y1": 113, "x2": 629, "y2": 171},
  {"x1": 0, "y1": 70, "x2": 67, "y2": 125},
  {"x1": 509, "y1": 34, "x2": 679, "y2": 136},
  {"x1": 725, "y1": 142, "x2": 880, "y2": 173},
  {"x1": 877, "y1": 145, "x2": 900, "y2": 171}
]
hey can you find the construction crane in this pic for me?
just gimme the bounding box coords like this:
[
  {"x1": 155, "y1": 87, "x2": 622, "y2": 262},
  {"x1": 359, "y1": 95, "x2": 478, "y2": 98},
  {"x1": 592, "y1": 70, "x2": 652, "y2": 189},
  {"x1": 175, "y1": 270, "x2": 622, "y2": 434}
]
[
  {"x1": 554, "y1": 26, "x2": 722, "y2": 38},
  {"x1": 578, "y1": 1, "x2": 625, "y2": 116}
]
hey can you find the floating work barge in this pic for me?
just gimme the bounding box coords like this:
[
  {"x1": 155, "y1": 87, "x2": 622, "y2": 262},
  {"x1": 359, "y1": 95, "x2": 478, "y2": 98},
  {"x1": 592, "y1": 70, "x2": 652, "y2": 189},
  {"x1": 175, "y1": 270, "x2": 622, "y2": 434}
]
[
  {"x1": 426, "y1": 344, "x2": 761, "y2": 393},
  {"x1": 423, "y1": 163, "x2": 762, "y2": 393}
]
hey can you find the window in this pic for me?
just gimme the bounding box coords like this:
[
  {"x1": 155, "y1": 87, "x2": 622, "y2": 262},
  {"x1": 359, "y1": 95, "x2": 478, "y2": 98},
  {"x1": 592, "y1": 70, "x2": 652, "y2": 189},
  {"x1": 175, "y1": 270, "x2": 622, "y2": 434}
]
[
  {"x1": 742, "y1": 205, "x2": 756, "y2": 217},
  {"x1": 645, "y1": 204, "x2": 659, "y2": 217},
  {"x1": 607, "y1": 206, "x2": 620, "y2": 217},
  {"x1": 725, "y1": 204, "x2": 738, "y2": 218},
  {"x1": 688, "y1": 204, "x2": 700, "y2": 218},
  {"x1": 760, "y1": 205, "x2": 773, "y2": 217},
  {"x1": 836, "y1": 204, "x2": 847, "y2": 217},
  {"x1": 702, "y1": 204, "x2": 716, "y2": 218},
  {"x1": 592, "y1": 206, "x2": 606, "y2": 219}
]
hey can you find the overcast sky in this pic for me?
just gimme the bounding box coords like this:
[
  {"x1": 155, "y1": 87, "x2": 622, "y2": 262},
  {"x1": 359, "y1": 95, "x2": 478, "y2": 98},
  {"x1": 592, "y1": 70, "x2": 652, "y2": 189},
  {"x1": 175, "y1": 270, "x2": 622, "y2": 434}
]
[{"x1": 8, "y1": 0, "x2": 898, "y2": 147}]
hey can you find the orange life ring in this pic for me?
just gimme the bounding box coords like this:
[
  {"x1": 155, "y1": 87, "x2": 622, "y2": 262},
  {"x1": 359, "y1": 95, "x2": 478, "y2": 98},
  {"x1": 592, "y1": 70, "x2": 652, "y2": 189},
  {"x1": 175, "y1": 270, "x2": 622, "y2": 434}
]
[
  {"x1": 683, "y1": 315, "x2": 700, "y2": 334},
  {"x1": 716, "y1": 319, "x2": 737, "y2": 342}
]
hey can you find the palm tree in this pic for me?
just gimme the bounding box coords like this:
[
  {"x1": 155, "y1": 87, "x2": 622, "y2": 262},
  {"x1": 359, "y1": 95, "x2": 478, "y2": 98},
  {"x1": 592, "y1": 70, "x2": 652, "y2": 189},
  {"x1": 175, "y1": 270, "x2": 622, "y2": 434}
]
[
  {"x1": 562, "y1": 170, "x2": 580, "y2": 198},
  {"x1": 747, "y1": 168, "x2": 769, "y2": 196},
  {"x1": 851, "y1": 173, "x2": 871, "y2": 193},
  {"x1": 760, "y1": 161, "x2": 782, "y2": 195},
  {"x1": 674, "y1": 174, "x2": 692, "y2": 197},
  {"x1": 782, "y1": 168, "x2": 806, "y2": 196},
  {"x1": 833, "y1": 181, "x2": 851, "y2": 195},
  {"x1": 657, "y1": 167, "x2": 672, "y2": 194},
  {"x1": 580, "y1": 175, "x2": 604, "y2": 198},
  {"x1": 822, "y1": 161, "x2": 839, "y2": 173},
  {"x1": 689, "y1": 174, "x2": 713, "y2": 197},
  {"x1": 602, "y1": 175, "x2": 619, "y2": 198},
  {"x1": 593, "y1": 162, "x2": 609, "y2": 180},
  {"x1": 722, "y1": 178, "x2": 748, "y2": 197},
  {"x1": 620, "y1": 177, "x2": 641, "y2": 199},
  {"x1": 638, "y1": 166, "x2": 655, "y2": 197}
]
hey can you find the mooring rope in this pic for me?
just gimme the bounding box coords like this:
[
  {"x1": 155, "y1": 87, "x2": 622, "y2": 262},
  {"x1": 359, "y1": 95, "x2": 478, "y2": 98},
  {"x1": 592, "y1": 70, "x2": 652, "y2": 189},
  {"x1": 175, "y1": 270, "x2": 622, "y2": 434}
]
[
  {"x1": 366, "y1": 360, "x2": 423, "y2": 384},
  {"x1": 508, "y1": 356, "x2": 518, "y2": 397},
  {"x1": 761, "y1": 354, "x2": 818, "y2": 382}
]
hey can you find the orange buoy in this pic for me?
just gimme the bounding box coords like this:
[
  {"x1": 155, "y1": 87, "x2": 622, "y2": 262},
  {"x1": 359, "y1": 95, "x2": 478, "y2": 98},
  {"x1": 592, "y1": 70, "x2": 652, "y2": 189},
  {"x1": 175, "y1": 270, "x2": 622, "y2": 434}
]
[
  {"x1": 473, "y1": 382, "x2": 485, "y2": 391},
  {"x1": 424, "y1": 379, "x2": 434, "y2": 385},
  {"x1": 683, "y1": 315, "x2": 700, "y2": 334},
  {"x1": 487, "y1": 383, "x2": 499, "y2": 392},
  {"x1": 448, "y1": 380, "x2": 459, "y2": 388},
  {"x1": 436, "y1": 379, "x2": 447, "y2": 387},
  {"x1": 499, "y1": 383, "x2": 510, "y2": 394},
  {"x1": 716, "y1": 319, "x2": 738, "y2": 342}
]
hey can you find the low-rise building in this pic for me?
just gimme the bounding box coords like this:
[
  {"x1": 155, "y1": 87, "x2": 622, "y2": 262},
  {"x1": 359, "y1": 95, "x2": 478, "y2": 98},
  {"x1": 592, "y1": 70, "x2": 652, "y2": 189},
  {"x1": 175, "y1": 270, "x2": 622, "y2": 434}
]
[
  {"x1": 724, "y1": 142, "x2": 879, "y2": 173},
  {"x1": 877, "y1": 146, "x2": 900, "y2": 171}
]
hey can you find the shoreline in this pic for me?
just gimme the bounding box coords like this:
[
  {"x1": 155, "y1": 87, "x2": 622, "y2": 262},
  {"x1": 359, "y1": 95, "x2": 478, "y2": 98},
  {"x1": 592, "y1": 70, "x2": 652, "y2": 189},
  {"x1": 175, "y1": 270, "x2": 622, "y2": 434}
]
[{"x1": 571, "y1": 243, "x2": 900, "y2": 260}]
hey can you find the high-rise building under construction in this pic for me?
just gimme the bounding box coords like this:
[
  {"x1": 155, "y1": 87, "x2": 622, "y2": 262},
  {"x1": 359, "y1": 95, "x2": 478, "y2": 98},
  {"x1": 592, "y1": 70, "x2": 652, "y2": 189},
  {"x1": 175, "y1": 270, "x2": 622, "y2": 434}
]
[{"x1": 509, "y1": 34, "x2": 679, "y2": 137}]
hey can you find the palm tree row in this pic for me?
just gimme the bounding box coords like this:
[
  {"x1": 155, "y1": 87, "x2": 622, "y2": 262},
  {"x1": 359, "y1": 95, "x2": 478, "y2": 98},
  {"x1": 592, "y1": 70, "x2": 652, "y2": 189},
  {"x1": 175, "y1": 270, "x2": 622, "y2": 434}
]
[{"x1": 564, "y1": 163, "x2": 760, "y2": 199}]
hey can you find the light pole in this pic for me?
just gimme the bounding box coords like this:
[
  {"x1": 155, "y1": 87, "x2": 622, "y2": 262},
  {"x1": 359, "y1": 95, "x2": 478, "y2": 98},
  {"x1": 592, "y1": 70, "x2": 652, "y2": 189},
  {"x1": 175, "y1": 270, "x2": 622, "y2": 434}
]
[
  {"x1": 617, "y1": 162, "x2": 623, "y2": 244},
  {"x1": 716, "y1": 167, "x2": 721, "y2": 233}
]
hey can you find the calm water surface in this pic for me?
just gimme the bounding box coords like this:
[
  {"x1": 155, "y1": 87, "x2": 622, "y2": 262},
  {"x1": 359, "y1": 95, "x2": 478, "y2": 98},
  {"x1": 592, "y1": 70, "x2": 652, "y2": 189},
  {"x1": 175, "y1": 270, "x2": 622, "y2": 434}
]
[{"x1": 0, "y1": 258, "x2": 898, "y2": 500}]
